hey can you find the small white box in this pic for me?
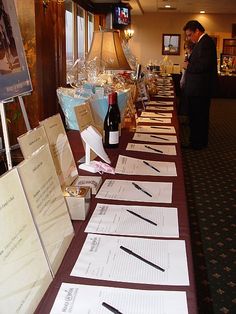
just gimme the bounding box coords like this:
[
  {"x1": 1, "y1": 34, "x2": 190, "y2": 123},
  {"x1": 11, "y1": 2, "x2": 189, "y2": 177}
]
[{"x1": 63, "y1": 186, "x2": 91, "y2": 220}]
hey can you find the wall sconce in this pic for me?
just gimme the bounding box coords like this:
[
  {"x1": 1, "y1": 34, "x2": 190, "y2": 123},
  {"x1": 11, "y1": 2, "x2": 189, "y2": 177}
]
[
  {"x1": 43, "y1": 0, "x2": 65, "y2": 9},
  {"x1": 124, "y1": 29, "x2": 134, "y2": 41}
]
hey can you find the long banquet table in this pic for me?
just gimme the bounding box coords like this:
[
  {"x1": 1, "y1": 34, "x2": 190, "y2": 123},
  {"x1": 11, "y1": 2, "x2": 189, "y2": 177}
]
[{"x1": 35, "y1": 90, "x2": 198, "y2": 313}]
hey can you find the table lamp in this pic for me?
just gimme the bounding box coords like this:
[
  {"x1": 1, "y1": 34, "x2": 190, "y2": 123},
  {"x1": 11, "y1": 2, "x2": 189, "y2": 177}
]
[{"x1": 86, "y1": 29, "x2": 131, "y2": 72}]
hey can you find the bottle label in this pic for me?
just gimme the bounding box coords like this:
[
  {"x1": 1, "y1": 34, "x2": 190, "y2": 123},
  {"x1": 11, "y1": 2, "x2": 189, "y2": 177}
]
[{"x1": 109, "y1": 131, "x2": 119, "y2": 144}]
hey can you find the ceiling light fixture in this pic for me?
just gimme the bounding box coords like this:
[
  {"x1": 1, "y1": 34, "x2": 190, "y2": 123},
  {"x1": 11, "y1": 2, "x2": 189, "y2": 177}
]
[
  {"x1": 200, "y1": 10, "x2": 205, "y2": 14},
  {"x1": 165, "y1": 5, "x2": 171, "y2": 8}
]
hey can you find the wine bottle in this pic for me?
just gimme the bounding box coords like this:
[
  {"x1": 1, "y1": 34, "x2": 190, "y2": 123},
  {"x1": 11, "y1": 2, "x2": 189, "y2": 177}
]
[{"x1": 104, "y1": 92, "x2": 120, "y2": 148}]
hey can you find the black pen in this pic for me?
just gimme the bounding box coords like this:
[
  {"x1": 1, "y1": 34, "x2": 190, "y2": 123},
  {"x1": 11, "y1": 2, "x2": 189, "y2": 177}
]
[
  {"x1": 145, "y1": 145, "x2": 163, "y2": 154},
  {"x1": 126, "y1": 209, "x2": 157, "y2": 226},
  {"x1": 150, "y1": 126, "x2": 171, "y2": 129},
  {"x1": 102, "y1": 302, "x2": 123, "y2": 314},
  {"x1": 143, "y1": 160, "x2": 160, "y2": 173},
  {"x1": 154, "y1": 112, "x2": 166, "y2": 116},
  {"x1": 150, "y1": 118, "x2": 163, "y2": 122},
  {"x1": 120, "y1": 245, "x2": 165, "y2": 272},
  {"x1": 150, "y1": 135, "x2": 169, "y2": 141},
  {"x1": 154, "y1": 107, "x2": 168, "y2": 109},
  {"x1": 132, "y1": 182, "x2": 152, "y2": 197}
]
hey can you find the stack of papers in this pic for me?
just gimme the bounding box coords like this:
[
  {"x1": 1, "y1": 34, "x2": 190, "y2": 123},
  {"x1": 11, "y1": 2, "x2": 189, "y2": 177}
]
[
  {"x1": 50, "y1": 283, "x2": 188, "y2": 314},
  {"x1": 71, "y1": 234, "x2": 190, "y2": 286},
  {"x1": 154, "y1": 94, "x2": 175, "y2": 98},
  {"x1": 115, "y1": 155, "x2": 177, "y2": 176},
  {"x1": 85, "y1": 203, "x2": 179, "y2": 237},
  {"x1": 141, "y1": 111, "x2": 173, "y2": 118},
  {"x1": 136, "y1": 125, "x2": 176, "y2": 134},
  {"x1": 136, "y1": 117, "x2": 171, "y2": 124},
  {"x1": 96, "y1": 179, "x2": 173, "y2": 203},
  {"x1": 133, "y1": 133, "x2": 178, "y2": 143},
  {"x1": 145, "y1": 105, "x2": 174, "y2": 111},
  {"x1": 145, "y1": 100, "x2": 174, "y2": 106},
  {"x1": 126, "y1": 143, "x2": 177, "y2": 155}
]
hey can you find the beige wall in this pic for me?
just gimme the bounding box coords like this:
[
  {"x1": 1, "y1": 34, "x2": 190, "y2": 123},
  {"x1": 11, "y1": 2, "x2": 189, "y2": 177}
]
[{"x1": 129, "y1": 13, "x2": 236, "y2": 68}]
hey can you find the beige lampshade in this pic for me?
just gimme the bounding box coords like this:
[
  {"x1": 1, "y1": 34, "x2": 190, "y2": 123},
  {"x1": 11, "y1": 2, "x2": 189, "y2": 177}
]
[{"x1": 87, "y1": 30, "x2": 131, "y2": 70}]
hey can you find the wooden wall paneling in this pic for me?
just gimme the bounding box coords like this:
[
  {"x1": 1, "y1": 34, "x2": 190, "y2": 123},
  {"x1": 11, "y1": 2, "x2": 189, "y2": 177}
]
[
  {"x1": 16, "y1": 0, "x2": 66, "y2": 130},
  {"x1": 232, "y1": 24, "x2": 236, "y2": 38},
  {"x1": 35, "y1": 1, "x2": 58, "y2": 120}
]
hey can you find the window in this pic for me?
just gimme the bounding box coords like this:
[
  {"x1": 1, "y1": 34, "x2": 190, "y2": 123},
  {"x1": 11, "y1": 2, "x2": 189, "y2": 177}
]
[
  {"x1": 88, "y1": 12, "x2": 94, "y2": 51},
  {"x1": 77, "y1": 6, "x2": 85, "y2": 59},
  {"x1": 65, "y1": 0, "x2": 94, "y2": 76},
  {"x1": 65, "y1": 1, "x2": 73, "y2": 72}
]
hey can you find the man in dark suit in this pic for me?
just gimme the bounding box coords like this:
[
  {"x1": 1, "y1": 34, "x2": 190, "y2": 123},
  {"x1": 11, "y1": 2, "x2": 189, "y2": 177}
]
[{"x1": 183, "y1": 20, "x2": 217, "y2": 149}]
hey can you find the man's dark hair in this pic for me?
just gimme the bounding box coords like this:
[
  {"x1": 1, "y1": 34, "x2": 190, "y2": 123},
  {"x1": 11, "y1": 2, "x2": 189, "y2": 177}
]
[{"x1": 183, "y1": 20, "x2": 205, "y2": 32}]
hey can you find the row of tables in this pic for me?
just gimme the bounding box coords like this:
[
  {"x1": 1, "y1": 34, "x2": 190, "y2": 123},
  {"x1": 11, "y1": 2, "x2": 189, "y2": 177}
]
[{"x1": 35, "y1": 78, "x2": 198, "y2": 313}]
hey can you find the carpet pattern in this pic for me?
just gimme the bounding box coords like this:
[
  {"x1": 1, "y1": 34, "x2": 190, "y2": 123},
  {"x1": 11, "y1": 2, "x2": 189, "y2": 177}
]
[{"x1": 181, "y1": 98, "x2": 236, "y2": 314}]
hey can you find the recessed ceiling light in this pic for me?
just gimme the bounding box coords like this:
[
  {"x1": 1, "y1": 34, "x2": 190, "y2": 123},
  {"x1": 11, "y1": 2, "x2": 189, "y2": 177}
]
[
  {"x1": 200, "y1": 10, "x2": 205, "y2": 14},
  {"x1": 165, "y1": 5, "x2": 171, "y2": 8}
]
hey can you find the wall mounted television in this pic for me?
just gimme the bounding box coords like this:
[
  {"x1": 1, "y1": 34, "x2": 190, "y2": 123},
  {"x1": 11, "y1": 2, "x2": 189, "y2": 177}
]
[{"x1": 113, "y1": 5, "x2": 131, "y2": 29}]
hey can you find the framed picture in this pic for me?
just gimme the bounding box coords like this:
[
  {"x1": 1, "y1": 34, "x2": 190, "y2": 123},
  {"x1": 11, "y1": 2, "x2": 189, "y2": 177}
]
[
  {"x1": 162, "y1": 34, "x2": 181, "y2": 55},
  {"x1": 0, "y1": 0, "x2": 32, "y2": 102},
  {"x1": 220, "y1": 54, "x2": 236, "y2": 73}
]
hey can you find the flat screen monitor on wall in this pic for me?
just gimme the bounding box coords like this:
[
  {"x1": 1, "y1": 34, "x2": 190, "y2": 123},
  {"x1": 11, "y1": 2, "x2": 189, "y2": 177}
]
[{"x1": 113, "y1": 5, "x2": 131, "y2": 29}]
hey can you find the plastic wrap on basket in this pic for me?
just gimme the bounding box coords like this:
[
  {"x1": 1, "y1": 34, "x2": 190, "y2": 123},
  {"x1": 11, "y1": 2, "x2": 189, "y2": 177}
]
[{"x1": 57, "y1": 87, "x2": 90, "y2": 130}]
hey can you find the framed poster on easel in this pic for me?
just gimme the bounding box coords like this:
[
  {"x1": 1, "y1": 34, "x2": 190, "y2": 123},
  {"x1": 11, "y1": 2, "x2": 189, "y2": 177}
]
[
  {"x1": 0, "y1": 0, "x2": 32, "y2": 169},
  {"x1": 0, "y1": 0, "x2": 32, "y2": 100}
]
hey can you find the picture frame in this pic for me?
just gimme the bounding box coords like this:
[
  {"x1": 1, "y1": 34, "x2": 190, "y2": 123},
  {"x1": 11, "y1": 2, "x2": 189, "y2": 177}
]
[
  {"x1": 0, "y1": 0, "x2": 32, "y2": 102},
  {"x1": 162, "y1": 34, "x2": 181, "y2": 55},
  {"x1": 220, "y1": 53, "x2": 236, "y2": 73}
]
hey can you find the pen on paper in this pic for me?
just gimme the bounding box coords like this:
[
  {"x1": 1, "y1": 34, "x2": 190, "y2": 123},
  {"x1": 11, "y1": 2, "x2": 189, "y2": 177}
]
[
  {"x1": 154, "y1": 112, "x2": 166, "y2": 116},
  {"x1": 145, "y1": 145, "x2": 163, "y2": 154},
  {"x1": 150, "y1": 135, "x2": 169, "y2": 141},
  {"x1": 102, "y1": 302, "x2": 123, "y2": 314},
  {"x1": 143, "y1": 160, "x2": 160, "y2": 173},
  {"x1": 154, "y1": 106, "x2": 168, "y2": 109},
  {"x1": 150, "y1": 126, "x2": 171, "y2": 130},
  {"x1": 150, "y1": 118, "x2": 163, "y2": 122},
  {"x1": 120, "y1": 245, "x2": 165, "y2": 272},
  {"x1": 132, "y1": 182, "x2": 152, "y2": 197},
  {"x1": 126, "y1": 209, "x2": 157, "y2": 226}
]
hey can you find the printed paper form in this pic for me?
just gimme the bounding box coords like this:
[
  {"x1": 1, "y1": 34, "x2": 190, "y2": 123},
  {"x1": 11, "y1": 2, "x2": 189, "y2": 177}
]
[
  {"x1": 133, "y1": 133, "x2": 178, "y2": 143},
  {"x1": 145, "y1": 105, "x2": 174, "y2": 111},
  {"x1": 115, "y1": 155, "x2": 177, "y2": 177},
  {"x1": 50, "y1": 283, "x2": 188, "y2": 314},
  {"x1": 85, "y1": 203, "x2": 179, "y2": 238},
  {"x1": 71, "y1": 234, "x2": 190, "y2": 286},
  {"x1": 156, "y1": 85, "x2": 173, "y2": 90},
  {"x1": 126, "y1": 143, "x2": 177, "y2": 155},
  {"x1": 145, "y1": 100, "x2": 174, "y2": 105},
  {"x1": 156, "y1": 84, "x2": 173, "y2": 89},
  {"x1": 96, "y1": 179, "x2": 173, "y2": 203},
  {"x1": 136, "y1": 117, "x2": 172, "y2": 124},
  {"x1": 155, "y1": 92, "x2": 174, "y2": 97},
  {"x1": 136, "y1": 125, "x2": 176, "y2": 134},
  {"x1": 141, "y1": 111, "x2": 173, "y2": 118},
  {"x1": 154, "y1": 94, "x2": 175, "y2": 98}
]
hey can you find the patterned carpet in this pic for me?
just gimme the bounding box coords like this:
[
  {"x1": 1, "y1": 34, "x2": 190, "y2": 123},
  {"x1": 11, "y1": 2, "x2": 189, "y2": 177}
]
[{"x1": 180, "y1": 98, "x2": 236, "y2": 313}]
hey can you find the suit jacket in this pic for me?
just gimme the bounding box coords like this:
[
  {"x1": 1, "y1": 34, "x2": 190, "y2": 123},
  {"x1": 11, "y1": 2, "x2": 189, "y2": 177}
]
[{"x1": 184, "y1": 34, "x2": 218, "y2": 97}]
